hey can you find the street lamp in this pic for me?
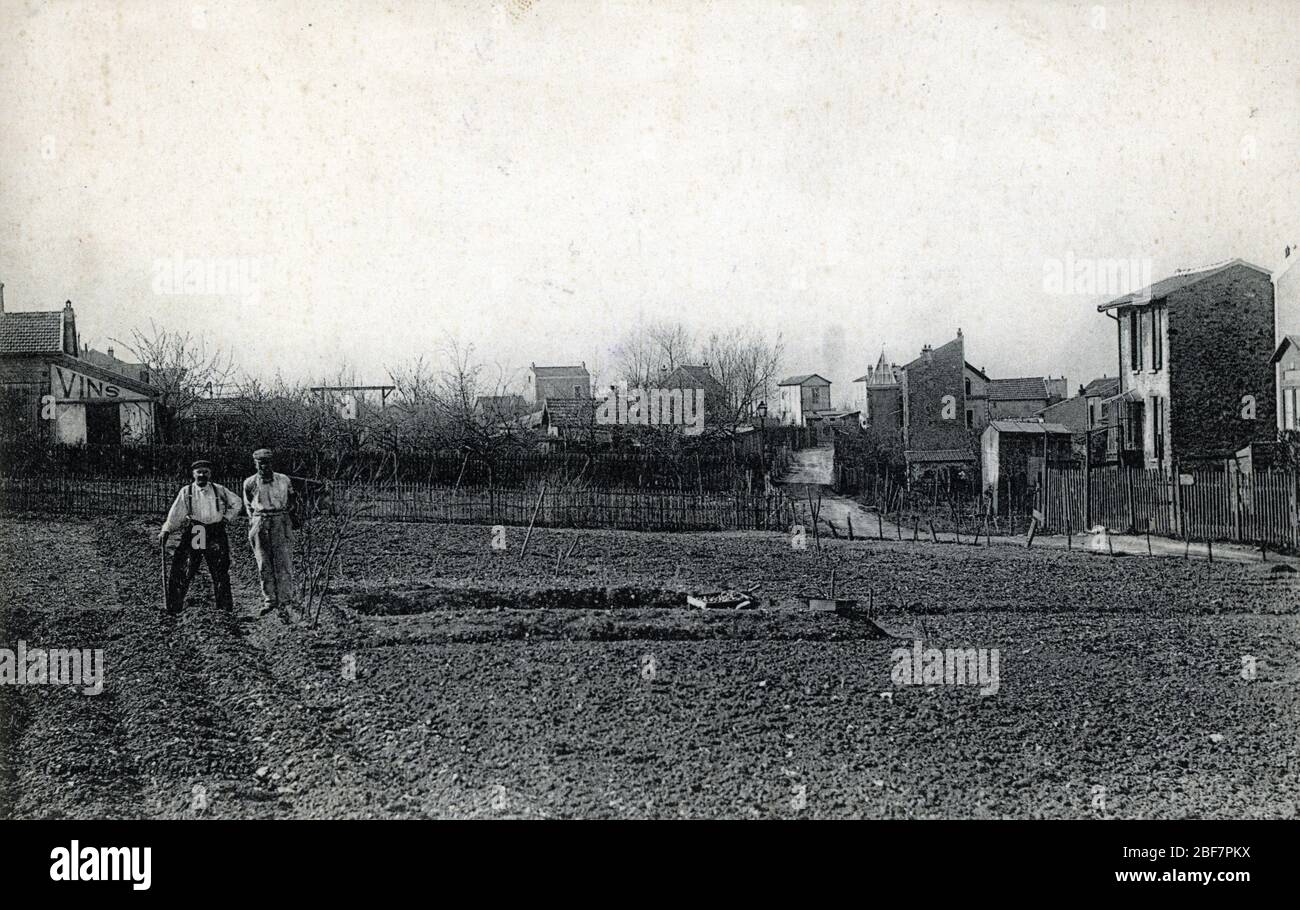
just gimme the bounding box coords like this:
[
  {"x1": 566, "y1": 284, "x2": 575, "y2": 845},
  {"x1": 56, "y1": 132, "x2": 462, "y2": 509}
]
[{"x1": 756, "y1": 401, "x2": 768, "y2": 482}]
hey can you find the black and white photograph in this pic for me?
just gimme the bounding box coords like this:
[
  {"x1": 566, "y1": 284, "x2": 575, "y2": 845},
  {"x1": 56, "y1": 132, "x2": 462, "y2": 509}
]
[{"x1": 0, "y1": 0, "x2": 1296, "y2": 890}]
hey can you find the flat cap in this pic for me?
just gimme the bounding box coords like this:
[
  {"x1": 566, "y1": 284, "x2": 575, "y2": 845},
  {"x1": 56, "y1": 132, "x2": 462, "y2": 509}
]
[
  {"x1": 252, "y1": 448, "x2": 274, "y2": 459},
  {"x1": 191, "y1": 459, "x2": 213, "y2": 470}
]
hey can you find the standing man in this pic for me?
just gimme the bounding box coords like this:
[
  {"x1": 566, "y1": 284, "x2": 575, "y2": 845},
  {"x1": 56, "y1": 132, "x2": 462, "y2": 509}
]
[
  {"x1": 159, "y1": 459, "x2": 243, "y2": 614},
  {"x1": 243, "y1": 448, "x2": 299, "y2": 617}
]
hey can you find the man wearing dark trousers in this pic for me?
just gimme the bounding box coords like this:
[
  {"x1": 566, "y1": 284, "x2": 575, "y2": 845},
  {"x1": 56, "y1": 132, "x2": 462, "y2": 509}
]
[{"x1": 158, "y1": 459, "x2": 244, "y2": 614}]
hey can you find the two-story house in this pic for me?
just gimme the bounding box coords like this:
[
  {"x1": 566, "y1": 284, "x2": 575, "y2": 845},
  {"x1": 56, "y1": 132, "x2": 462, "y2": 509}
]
[
  {"x1": 776, "y1": 374, "x2": 831, "y2": 426},
  {"x1": 1097, "y1": 259, "x2": 1276, "y2": 469},
  {"x1": 528, "y1": 363, "x2": 591, "y2": 408}
]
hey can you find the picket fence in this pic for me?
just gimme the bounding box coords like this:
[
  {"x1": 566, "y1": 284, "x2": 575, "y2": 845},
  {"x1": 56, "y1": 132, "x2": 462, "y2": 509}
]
[{"x1": 1038, "y1": 462, "x2": 1299, "y2": 551}]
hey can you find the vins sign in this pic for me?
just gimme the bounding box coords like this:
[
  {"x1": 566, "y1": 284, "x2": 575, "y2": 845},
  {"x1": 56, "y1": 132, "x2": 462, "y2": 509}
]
[{"x1": 50, "y1": 365, "x2": 150, "y2": 402}]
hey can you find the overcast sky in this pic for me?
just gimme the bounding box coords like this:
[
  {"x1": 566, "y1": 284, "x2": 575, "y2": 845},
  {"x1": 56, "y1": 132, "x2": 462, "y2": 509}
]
[{"x1": 2, "y1": 0, "x2": 1297, "y2": 406}]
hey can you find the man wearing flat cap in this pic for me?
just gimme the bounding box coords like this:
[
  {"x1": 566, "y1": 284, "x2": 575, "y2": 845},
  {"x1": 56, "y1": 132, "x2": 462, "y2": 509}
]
[
  {"x1": 243, "y1": 448, "x2": 299, "y2": 616},
  {"x1": 159, "y1": 459, "x2": 243, "y2": 614}
]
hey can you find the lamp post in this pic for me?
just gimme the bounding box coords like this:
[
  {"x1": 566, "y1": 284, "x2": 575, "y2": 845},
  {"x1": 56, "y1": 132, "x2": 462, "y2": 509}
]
[{"x1": 756, "y1": 401, "x2": 768, "y2": 483}]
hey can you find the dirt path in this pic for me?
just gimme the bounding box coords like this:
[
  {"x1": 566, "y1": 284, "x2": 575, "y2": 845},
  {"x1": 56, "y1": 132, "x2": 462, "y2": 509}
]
[{"x1": 777, "y1": 445, "x2": 834, "y2": 485}]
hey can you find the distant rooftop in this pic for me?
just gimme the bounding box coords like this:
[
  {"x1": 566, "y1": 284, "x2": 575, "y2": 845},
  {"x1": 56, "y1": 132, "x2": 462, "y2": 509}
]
[
  {"x1": 988, "y1": 419, "x2": 1072, "y2": 435},
  {"x1": 987, "y1": 377, "x2": 1049, "y2": 401},
  {"x1": 778, "y1": 373, "x2": 830, "y2": 386},
  {"x1": 532, "y1": 364, "x2": 589, "y2": 378}
]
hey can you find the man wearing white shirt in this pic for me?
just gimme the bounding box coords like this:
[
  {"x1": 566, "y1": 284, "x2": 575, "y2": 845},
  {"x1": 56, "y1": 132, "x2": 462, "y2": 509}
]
[
  {"x1": 243, "y1": 448, "x2": 299, "y2": 616},
  {"x1": 159, "y1": 459, "x2": 243, "y2": 614}
]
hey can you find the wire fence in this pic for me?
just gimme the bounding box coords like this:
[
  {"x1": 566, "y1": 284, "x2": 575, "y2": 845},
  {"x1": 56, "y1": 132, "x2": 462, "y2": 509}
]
[{"x1": 0, "y1": 475, "x2": 788, "y2": 533}]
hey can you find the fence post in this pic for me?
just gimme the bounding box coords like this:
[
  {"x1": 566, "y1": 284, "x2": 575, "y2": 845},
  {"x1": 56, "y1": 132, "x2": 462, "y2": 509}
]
[
  {"x1": 1124, "y1": 464, "x2": 1136, "y2": 533},
  {"x1": 1291, "y1": 467, "x2": 1299, "y2": 552},
  {"x1": 1083, "y1": 435, "x2": 1091, "y2": 530},
  {"x1": 1228, "y1": 458, "x2": 1241, "y2": 543},
  {"x1": 1172, "y1": 460, "x2": 1183, "y2": 540}
]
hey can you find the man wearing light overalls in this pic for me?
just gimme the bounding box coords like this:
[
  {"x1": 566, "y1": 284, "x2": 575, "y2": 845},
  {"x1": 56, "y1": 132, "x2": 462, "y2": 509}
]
[
  {"x1": 158, "y1": 459, "x2": 243, "y2": 614},
  {"x1": 243, "y1": 448, "x2": 299, "y2": 616}
]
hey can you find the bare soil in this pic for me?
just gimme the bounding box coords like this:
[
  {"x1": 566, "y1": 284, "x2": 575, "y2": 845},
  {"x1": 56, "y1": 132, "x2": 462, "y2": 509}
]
[{"x1": 1, "y1": 514, "x2": 1297, "y2": 819}]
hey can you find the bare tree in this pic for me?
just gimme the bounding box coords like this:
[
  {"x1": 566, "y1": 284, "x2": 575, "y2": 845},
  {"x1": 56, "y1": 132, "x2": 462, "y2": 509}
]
[
  {"x1": 611, "y1": 319, "x2": 697, "y2": 389},
  {"x1": 113, "y1": 321, "x2": 236, "y2": 443},
  {"x1": 703, "y1": 326, "x2": 785, "y2": 428}
]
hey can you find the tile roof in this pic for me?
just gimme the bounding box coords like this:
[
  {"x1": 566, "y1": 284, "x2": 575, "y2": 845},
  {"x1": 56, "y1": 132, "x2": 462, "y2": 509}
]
[
  {"x1": 664, "y1": 364, "x2": 724, "y2": 390},
  {"x1": 0, "y1": 311, "x2": 64, "y2": 354},
  {"x1": 546, "y1": 397, "x2": 597, "y2": 428},
  {"x1": 79, "y1": 346, "x2": 150, "y2": 383},
  {"x1": 988, "y1": 419, "x2": 1072, "y2": 435},
  {"x1": 777, "y1": 373, "x2": 830, "y2": 386},
  {"x1": 904, "y1": 448, "x2": 977, "y2": 463},
  {"x1": 1081, "y1": 376, "x2": 1119, "y2": 397},
  {"x1": 532, "y1": 365, "x2": 589, "y2": 378},
  {"x1": 987, "y1": 377, "x2": 1049, "y2": 401},
  {"x1": 1097, "y1": 258, "x2": 1271, "y2": 311}
]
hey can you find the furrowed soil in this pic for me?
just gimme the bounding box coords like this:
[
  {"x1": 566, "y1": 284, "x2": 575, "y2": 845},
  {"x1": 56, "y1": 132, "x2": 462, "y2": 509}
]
[{"x1": 1, "y1": 514, "x2": 1297, "y2": 819}]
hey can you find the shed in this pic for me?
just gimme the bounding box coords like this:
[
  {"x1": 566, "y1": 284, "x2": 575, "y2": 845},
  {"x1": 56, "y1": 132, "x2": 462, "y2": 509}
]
[{"x1": 981, "y1": 419, "x2": 1074, "y2": 514}]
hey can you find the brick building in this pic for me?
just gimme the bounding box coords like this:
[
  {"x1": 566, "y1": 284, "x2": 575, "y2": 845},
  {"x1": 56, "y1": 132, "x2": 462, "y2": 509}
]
[
  {"x1": 900, "y1": 332, "x2": 977, "y2": 481},
  {"x1": 1097, "y1": 259, "x2": 1275, "y2": 469},
  {"x1": 0, "y1": 294, "x2": 158, "y2": 444}
]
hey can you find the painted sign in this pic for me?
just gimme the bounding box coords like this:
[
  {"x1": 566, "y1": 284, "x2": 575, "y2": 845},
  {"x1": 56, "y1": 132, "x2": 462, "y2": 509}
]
[{"x1": 50, "y1": 365, "x2": 151, "y2": 402}]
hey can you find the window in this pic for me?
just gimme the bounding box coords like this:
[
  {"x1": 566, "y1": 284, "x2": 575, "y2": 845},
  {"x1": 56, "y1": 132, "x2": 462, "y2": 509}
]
[
  {"x1": 1151, "y1": 307, "x2": 1163, "y2": 370},
  {"x1": 966, "y1": 408, "x2": 973, "y2": 429},
  {"x1": 1125, "y1": 400, "x2": 1144, "y2": 451},
  {"x1": 1286, "y1": 388, "x2": 1298, "y2": 430},
  {"x1": 1152, "y1": 397, "x2": 1165, "y2": 463},
  {"x1": 574, "y1": 384, "x2": 581, "y2": 397},
  {"x1": 1129, "y1": 310, "x2": 1142, "y2": 370},
  {"x1": 965, "y1": 378, "x2": 972, "y2": 396},
  {"x1": 1139, "y1": 309, "x2": 1151, "y2": 370}
]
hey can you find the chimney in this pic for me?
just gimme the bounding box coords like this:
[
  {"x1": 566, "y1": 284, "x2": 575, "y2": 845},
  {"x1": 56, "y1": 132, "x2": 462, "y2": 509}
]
[
  {"x1": 0, "y1": 281, "x2": 5, "y2": 314},
  {"x1": 62, "y1": 300, "x2": 78, "y2": 356},
  {"x1": 107, "y1": 346, "x2": 114, "y2": 358},
  {"x1": 921, "y1": 344, "x2": 933, "y2": 363}
]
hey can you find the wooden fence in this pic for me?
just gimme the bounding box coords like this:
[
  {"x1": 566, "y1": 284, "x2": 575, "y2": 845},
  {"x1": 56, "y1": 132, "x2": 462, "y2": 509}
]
[
  {"x1": 0, "y1": 475, "x2": 787, "y2": 533},
  {"x1": 1038, "y1": 462, "x2": 1300, "y2": 551},
  {"x1": 0, "y1": 443, "x2": 768, "y2": 492}
]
